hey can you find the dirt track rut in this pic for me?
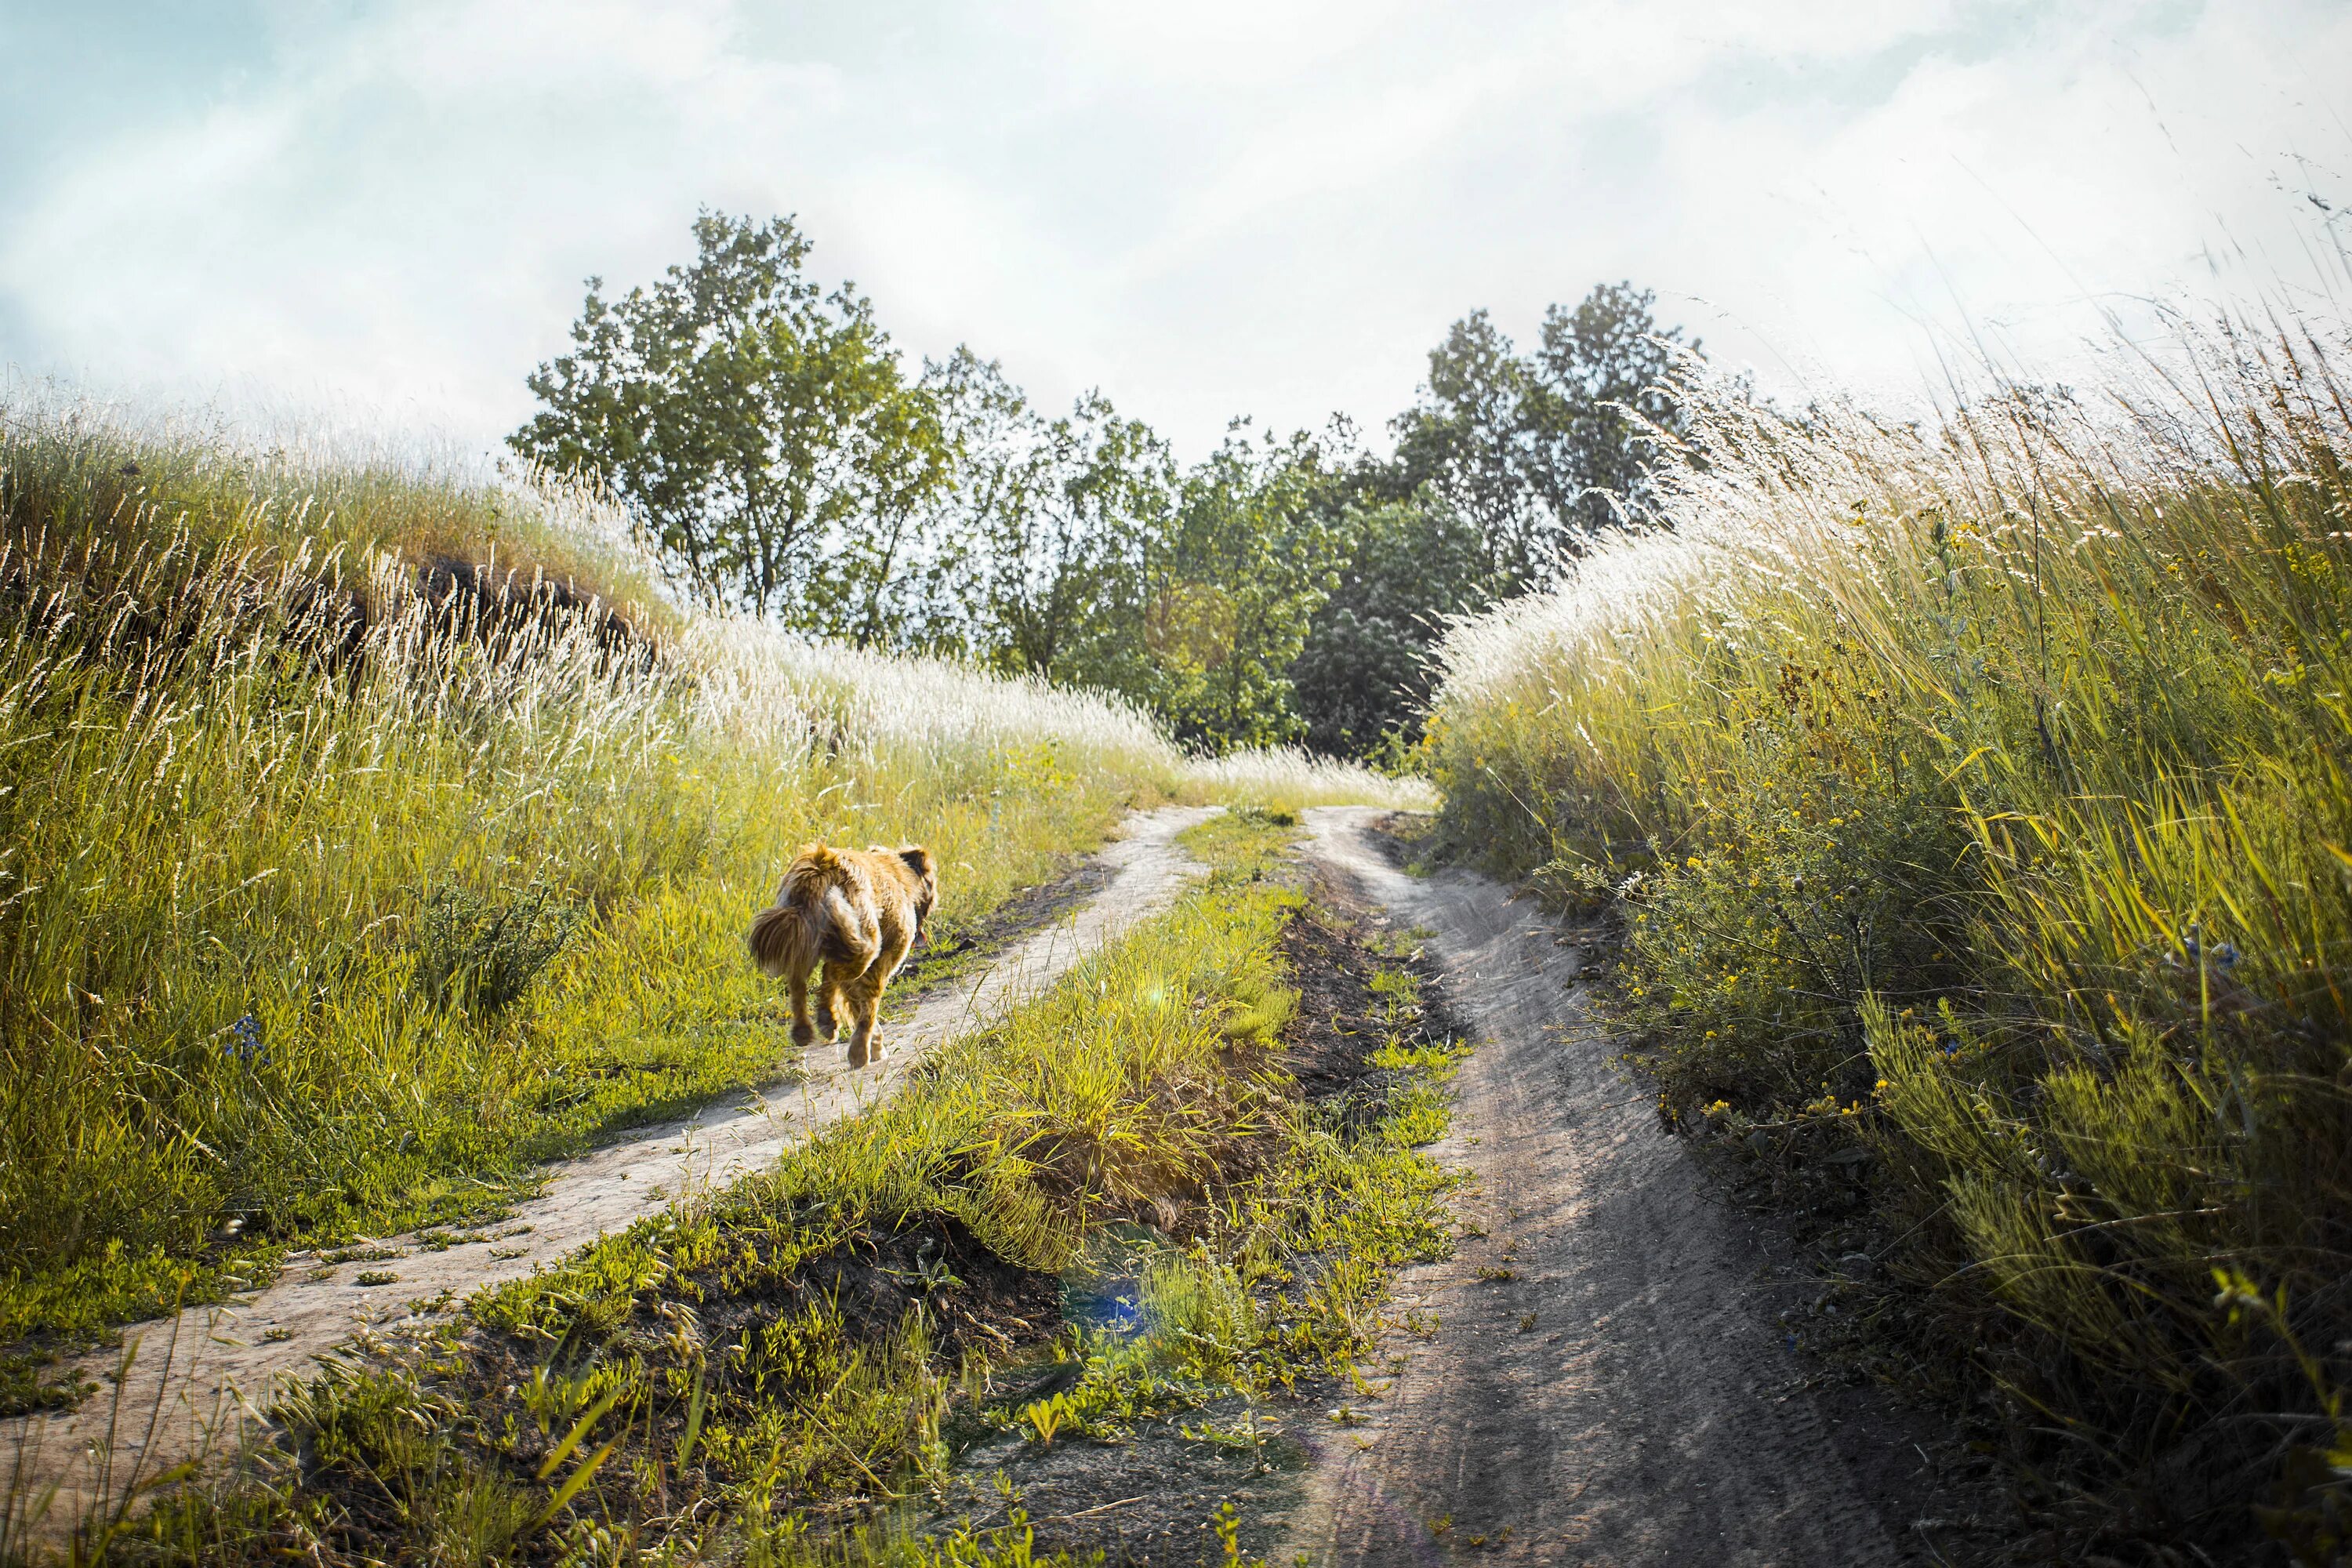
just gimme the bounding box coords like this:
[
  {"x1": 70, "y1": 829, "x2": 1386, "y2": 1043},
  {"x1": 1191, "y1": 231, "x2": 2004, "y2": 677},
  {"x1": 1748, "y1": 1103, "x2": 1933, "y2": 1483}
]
[
  {"x1": 7, "y1": 804, "x2": 1216, "y2": 1530},
  {"x1": 1287, "y1": 807, "x2": 1911, "y2": 1567}
]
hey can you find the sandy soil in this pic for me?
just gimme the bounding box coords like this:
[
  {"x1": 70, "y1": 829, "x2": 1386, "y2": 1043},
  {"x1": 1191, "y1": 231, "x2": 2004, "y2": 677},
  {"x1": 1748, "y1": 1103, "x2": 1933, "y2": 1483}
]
[
  {"x1": 4, "y1": 804, "x2": 1216, "y2": 1534},
  {"x1": 1283, "y1": 808, "x2": 1930, "y2": 1568}
]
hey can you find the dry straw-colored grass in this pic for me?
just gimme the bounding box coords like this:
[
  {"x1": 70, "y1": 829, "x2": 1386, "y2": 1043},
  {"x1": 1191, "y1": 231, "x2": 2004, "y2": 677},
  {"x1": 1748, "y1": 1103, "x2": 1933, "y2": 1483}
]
[
  {"x1": 1180, "y1": 745, "x2": 1436, "y2": 815},
  {"x1": 1425, "y1": 307, "x2": 2352, "y2": 1549}
]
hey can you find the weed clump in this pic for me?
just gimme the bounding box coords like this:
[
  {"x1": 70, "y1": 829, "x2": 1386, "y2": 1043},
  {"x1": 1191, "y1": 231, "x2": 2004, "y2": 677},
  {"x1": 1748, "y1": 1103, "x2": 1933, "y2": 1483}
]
[{"x1": 414, "y1": 883, "x2": 583, "y2": 1016}]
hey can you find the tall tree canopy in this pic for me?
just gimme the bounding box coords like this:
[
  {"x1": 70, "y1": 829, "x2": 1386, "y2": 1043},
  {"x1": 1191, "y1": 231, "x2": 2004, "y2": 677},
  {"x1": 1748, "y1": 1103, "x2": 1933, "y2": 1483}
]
[
  {"x1": 930, "y1": 354, "x2": 1176, "y2": 698},
  {"x1": 1147, "y1": 426, "x2": 1345, "y2": 751},
  {"x1": 509, "y1": 212, "x2": 1700, "y2": 762},
  {"x1": 509, "y1": 212, "x2": 951, "y2": 631},
  {"x1": 1284, "y1": 282, "x2": 1700, "y2": 760},
  {"x1": 1385, "y1": 281, "x2": 1696, "y2": 588}
]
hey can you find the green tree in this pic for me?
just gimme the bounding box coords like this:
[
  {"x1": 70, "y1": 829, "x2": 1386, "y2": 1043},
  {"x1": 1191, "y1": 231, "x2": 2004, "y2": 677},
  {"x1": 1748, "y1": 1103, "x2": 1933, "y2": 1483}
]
[
  {"x1": 1149, "y1": 426, "x2": 1345, "y2": 752},
  {"x1": 931, "y1": 354, "x2": 1175, "y2": 694},
  {"x1": 509, "y1": 212, "x2": 951, "y2": 633},
  {"x1": 1388, "y1": 310, "x2": 1549, "y2": 586},
  {"x1": 1523, "y1": 282, "x2": 1697, "y2": 536},
  {"x1": 1289, "y1": 284, "x2": 1696, "y2": 759},
  {"x1": 1386, "y1": 281, "x2": 1695, "y2": 584},
  {"x1": 1290, "y1": 492, "x2": 1490, "y2": 758}
]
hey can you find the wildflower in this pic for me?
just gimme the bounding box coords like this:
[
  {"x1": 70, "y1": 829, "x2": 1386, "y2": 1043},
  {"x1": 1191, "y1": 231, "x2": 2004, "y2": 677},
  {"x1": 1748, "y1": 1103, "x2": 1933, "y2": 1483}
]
[{"x1": 223, "y1": 1011, "x2": 266, "y2": 1066}]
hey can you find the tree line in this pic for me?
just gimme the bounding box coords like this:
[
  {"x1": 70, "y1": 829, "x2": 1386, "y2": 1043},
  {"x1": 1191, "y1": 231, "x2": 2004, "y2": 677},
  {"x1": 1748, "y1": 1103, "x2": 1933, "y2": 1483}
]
[{"x1": 511, "y1": 211, "x2": 1697, "y2": 757}]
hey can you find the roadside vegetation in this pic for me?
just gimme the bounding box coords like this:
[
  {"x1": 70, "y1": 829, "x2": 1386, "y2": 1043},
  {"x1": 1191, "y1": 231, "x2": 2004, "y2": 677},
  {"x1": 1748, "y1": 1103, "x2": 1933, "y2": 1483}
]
[
  {"x1": 34, "y1": 810, "x2": 1464, "y2": 1565},
  {"x1": 1424, "y1": 308, "x2": 2352, "y2": 1557},
  {"x1": 1177, "y1": 748, "x2": 1433, "y2": 815},
  {"x1": 0, "y1": 402, "x2": 1209, "y2": 1401}
]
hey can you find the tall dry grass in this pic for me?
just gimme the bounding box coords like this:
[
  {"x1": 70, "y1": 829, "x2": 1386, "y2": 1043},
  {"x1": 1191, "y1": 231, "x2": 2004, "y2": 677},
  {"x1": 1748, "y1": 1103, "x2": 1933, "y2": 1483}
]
[
  {"x1": 0, "y1": 397, "x2": 1185, "y2": 1372},
  {"x1": 0, "y1": 380, "x2": 670, "y2": 625},
  {"x1": 1425, "y1": 309, "x2": 2352, "y2": 1551}
]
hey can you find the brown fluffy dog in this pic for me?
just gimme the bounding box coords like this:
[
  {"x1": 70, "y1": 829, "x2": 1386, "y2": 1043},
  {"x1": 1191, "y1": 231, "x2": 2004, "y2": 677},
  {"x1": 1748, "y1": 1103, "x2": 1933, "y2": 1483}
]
[{"x1": 746, "y1": 843, "x2": 938, "y2": 1069}]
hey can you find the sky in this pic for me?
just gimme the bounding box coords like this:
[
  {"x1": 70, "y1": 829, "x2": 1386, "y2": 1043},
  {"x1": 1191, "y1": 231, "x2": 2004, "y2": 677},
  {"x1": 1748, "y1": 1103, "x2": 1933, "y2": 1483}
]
[{"x1": 2, "y1": 0, "x2": 2348, "y2": 467}]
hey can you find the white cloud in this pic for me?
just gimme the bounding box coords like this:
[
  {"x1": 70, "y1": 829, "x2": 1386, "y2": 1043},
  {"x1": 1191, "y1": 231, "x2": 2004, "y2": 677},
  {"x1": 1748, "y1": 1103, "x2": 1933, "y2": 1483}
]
[{"x1": 1, "y1": 0, "x2": 2345, "y2": 463}]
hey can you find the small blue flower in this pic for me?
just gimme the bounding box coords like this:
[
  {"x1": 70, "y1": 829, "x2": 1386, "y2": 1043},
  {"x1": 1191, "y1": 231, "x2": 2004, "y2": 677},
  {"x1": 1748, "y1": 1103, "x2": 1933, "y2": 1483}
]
[{"x1": 223, "y1": 1012, "x2": 266, "y2": 1065}]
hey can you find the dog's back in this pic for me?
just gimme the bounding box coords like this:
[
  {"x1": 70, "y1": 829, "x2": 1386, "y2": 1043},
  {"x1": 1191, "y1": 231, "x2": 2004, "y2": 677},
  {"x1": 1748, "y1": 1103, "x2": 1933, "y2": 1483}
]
[
  {"x1": 748, "y1": 844, "x2": 885, "y2": 980},
  {"x1": 750, "y1": 840, "x2": 939, "y2": 1067}
]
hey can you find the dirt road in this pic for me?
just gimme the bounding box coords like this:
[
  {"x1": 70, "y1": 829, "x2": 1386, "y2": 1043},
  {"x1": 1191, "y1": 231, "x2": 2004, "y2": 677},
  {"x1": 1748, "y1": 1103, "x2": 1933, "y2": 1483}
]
[
  {"x1": 1286, "y1": 807, "x2": 1919, "y2": 1567},
  {"x1": 5, "y1": 804, "x2": 1216, "y2": 1534}
]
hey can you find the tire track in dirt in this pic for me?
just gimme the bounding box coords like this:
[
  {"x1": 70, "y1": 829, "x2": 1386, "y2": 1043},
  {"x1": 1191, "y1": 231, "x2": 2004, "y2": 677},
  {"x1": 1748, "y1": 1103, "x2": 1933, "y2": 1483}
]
[
  {"x1": 5, "y1": 805, "x2": 1218, "y2": 1534},
  {"x1": 1284, "y1": 807, "x2": 1910, "y2": 1567}
]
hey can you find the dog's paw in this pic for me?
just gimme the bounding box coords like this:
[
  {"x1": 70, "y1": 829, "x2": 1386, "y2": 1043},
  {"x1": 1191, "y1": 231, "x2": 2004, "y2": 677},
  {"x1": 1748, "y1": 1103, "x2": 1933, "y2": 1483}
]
[
  {"x1": 790, "y1": 1020, "x2": 817, "y2": 1049},
  {"x1": 815, "y1": 1003, "x2": 839, "y2": 1038}
]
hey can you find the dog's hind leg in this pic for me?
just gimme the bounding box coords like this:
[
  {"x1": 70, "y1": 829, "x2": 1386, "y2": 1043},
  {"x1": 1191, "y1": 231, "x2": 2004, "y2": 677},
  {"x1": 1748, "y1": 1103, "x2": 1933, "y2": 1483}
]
[
  {"x1": 815, "y1": 962, "x2": 848, "y2": 1042},
  {"x1": 788, "y1": 965, "x2": 817, "y2": 1050},
  {"x1": 844, "y1": 928, "x2": 913, "y2": 1069},
  {"x1": 842, "y1": 962, "x2": 884, "y2": 1068}
]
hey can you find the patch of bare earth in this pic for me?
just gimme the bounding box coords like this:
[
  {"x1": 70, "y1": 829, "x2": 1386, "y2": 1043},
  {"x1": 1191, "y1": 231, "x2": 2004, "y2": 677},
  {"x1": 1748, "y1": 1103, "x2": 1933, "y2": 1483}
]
[{"x1": 1285, "y1": 806, "x2": 1991, "y2": 1568}]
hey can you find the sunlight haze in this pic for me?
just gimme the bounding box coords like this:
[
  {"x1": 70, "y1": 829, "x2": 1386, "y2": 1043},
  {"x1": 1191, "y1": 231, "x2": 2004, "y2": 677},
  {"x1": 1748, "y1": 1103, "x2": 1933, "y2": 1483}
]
[{"x1": 2, "y1": 0, "x2": 2347, "y2": 459}]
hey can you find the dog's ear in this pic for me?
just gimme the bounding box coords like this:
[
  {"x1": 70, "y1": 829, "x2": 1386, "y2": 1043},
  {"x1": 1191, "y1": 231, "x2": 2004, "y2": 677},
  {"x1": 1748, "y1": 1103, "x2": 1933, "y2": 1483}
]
[{"x1": 898, "y1": 846, "x2": 938, "y2": 931}]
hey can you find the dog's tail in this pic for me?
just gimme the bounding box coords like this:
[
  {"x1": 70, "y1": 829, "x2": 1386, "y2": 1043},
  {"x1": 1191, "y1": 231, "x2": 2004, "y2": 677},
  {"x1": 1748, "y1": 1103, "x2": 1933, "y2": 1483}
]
[
  {"x1": 747, "y1": 898, "x2": 819, "y2": 978},
  {"x1": 749, "y1": 844, "x2": 881, "y2": 977}
]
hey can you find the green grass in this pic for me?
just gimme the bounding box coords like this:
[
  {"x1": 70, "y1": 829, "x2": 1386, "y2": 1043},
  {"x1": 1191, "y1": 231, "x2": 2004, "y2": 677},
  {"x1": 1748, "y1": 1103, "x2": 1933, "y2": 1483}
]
[
  {"x1": 74, "y1": 830, "x2": 1460, "y2": 1565},
  {"x1": 1422, "y1": 313, "x2": 2352, "y2": 1551},
  {"x1": 0, "y1": 401, "x2": 1186, "y2": 1385},
  {"x1": 1175, "y1": 804, "x2": 1301, "y2": 885}
]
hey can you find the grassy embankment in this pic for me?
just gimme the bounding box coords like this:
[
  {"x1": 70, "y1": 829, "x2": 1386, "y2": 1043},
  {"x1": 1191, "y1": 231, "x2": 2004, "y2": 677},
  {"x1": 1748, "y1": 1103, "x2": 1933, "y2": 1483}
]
[
  {"x1": 0, "y1": 398, "x2": 1205, "y2": 1395},
  {"x1": 48, "y1": 809, "x2": 1464, "y2": 1566},
  {"x1": 1422, "y1": 315, "x2": 2352, "y2": 1555}
]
